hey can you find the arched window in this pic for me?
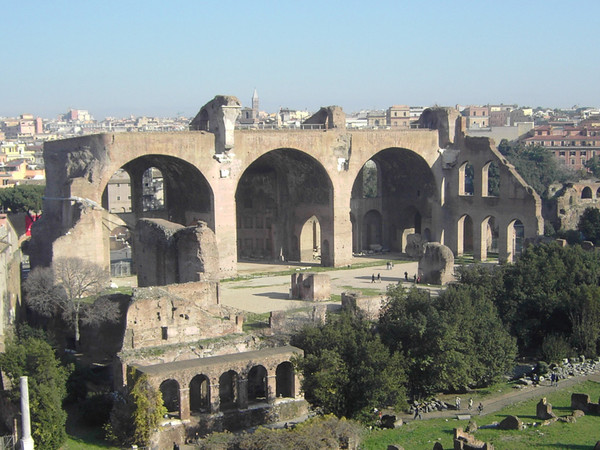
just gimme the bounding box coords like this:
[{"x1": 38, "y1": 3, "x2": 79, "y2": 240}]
[
  {"x1": 190, "y1": 374, "x2": 210, "y2": 413},
  {"x1": 459, "y1": 162, "x2": 474, "y2": 196},
  {"x1": 219, "y1": 370, "x2": 238, "y2": 410},
  {"x1": 160, "y1": 379, "x2": 180, "y2": 418},
  {"x1": 483, "y1": 161, "x2": 500, "y2": 197},
  {"x1": 247, "y1": 365, "x2": 268, "y2": 403},
  {"x1": 276, "y1": 362, "x2": 295, "y2": 398},
  {"x1": 582, "y1": 186, "x2": 592, "y2": 199},
  {"x1": 458, "y1": 214, "x2": 474, "y2": 255}
]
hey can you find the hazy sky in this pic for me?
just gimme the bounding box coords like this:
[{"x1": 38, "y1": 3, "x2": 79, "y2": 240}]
[{"x1": 3, "y1": 0, "x2": 599, "y2": 119}]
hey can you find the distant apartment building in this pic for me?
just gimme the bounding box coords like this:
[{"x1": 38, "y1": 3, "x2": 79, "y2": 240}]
[
  {"x1": 63, "y1": 109, "x2": 93, "y2": 122},
  {"x1": 0, "y1": 142, "x2": 36, "y2": 163},
  {"x1": 366, "y1": 110, "x2": 387, "y2": 127},
  {"x1": 1, "y1": 114, "x2": 43, "y2": 138},
  {"x1": 105, "y1": 169, "x2": 132, "y2": 213},
  {"x1": 523, "y1": 125, "x2": 600, "y2": 171},
  {"x1": 462, "y1": 106, "x2": 490, "y2": 129},
  {"x1": 0, "y1": 159, "x2": 45, "y2": 186},
  {"x1": 387, "y1": 105, "x2": 411, "y2": 128}
]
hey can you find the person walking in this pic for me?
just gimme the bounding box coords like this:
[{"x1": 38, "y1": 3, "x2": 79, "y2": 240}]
[
  {"x1": 371, "y1": 274, "x2": 375, "y2": 283},
  {"x1": 405, "y1": 271, "x2": 408, "y2": 281},
  {"x1": 468, "y1": 398, "x2": 473, "y2": 410},
  {"x1": 455, "y1": 396, "x2": 461, "y2": 410},
  {"x1": 477, "y1": 402, "x2": 484, "y2": 415}
]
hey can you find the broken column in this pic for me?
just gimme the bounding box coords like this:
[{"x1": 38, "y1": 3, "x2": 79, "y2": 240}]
[{"x1": 20, "y1": 376, "x2": 34, "y2": 450}]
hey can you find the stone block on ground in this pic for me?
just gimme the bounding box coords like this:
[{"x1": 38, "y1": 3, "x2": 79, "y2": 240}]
[
  {"x1": 498, "y1": 415, "x2": 523, "y2": 430},
  {"x1": 418, "y1": 242, "x2": 455, "y2": 285},
  {"x1": 536, "y1": 398, "x2": 557, "y2": 420},
  {"x1": 571, "y1": 393, "x2": 590, "y2": 412}
]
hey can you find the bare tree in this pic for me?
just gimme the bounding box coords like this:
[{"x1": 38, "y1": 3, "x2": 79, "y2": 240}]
[{"x1": 24, "y1": 257, "x2": 119, "y2": 347}]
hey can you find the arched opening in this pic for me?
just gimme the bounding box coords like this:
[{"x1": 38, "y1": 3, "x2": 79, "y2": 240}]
[
  {"x1": 457, "y1": 214, "x2": 474, "y2": 256},
  {"x1": 109, "y1": 154, "x2": 214, "y2": 228},
  {"x1": 300, "y1": 216, "x2": 321, "y2": 262},
  {"x1": 159, "y1": 379, "x2": 180, "y2": 418},
  {"x1": 459, "y1": 162, "x2": 474, "y2": 196},
  {"x1": 483, "y1": 161, "x2": 500, "y2": 197},
  {"x1": 480, "y1": 216, "x2": 499, "y2": 260},
  {"x1": 361, "y1": 160, "x2": 379, "y2": 198},
  {"x1": 582, "y1": 186, "x2": 592, "y2": 199},
  {"x1": 189, "y1": 374, "x2": 211, "y2": 414},
  {"x1": 363, "y1": 210, "x2": 382, "y2": 251},
  {"x1": 235, "y1": 148, "x2": 333, "y2": 265},
  {"x1": 276, "y1": 362, "x2": 295, "y2": 398},
  {"x1": 507, "y1": 219, "x2": 525, "y2": 261},
  {"x1": 219, "y1": 370, "x2": 238, "y2": 410},
  {"x1": 247, "y1": 365, "x2": 268, "y2": 404},
  {"x1": 351, "y1": 148, "x2": 436, "y2": 253},
  {"x1": 142, "y1": 167, "x2": 165, "y2": 212},
  {"x1": 596, "y1": 187, "x2": 600, "y2": 198}
]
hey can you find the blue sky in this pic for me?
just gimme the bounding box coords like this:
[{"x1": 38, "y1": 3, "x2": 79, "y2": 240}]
[{"x1": 3, "y1": 0, "x2": 599, "y2": 119}]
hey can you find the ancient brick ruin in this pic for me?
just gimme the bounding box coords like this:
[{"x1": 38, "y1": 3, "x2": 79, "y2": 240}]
[{"x1": 26, "y1": 94, "x2": 547, "y2": 444}]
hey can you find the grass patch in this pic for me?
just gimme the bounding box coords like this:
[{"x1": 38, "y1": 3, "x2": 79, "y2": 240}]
[
  {"x1": 361, "y1": 380, "x2": 600, "y2": 450},
  {"x1": 243, "y1": 312, "x2": 271, "y2": 332},
  {"x1": 340, "y1": 286, "x2": 384, "y2": 296}
]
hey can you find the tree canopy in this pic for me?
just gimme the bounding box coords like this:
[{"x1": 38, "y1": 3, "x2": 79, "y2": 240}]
[
  {"x1": 458, "y1": 243, "x2": 600, "y2": 359},
  {"x1": 0, "y1": 184, "x2": 44, "y2": 217},
  {"x1": 291, "y1": 310, "x2": 407, "y2": 420},
  {"x1": 578, "y1": 207, "x2": 600, "y2": 245},
  {"x1": 24, "y1": 257, "x2": 116, "y2": 346},
  {"x1": 0, "y1": 333, "x2": 69, "y2": 449},
  {"x1": 497, "y1": 140, "x2": 572, "y2": 197},
  {"x1": 378, "y1": 285, "x2": 515, "y2": 396},
  {"x1": 105, "y1": 373, "x2": 166, "y2": 446}
]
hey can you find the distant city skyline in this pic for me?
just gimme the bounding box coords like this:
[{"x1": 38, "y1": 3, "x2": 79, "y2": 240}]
[{"x1": 3, "y1": 0, "x2": 600, "y2": 119}]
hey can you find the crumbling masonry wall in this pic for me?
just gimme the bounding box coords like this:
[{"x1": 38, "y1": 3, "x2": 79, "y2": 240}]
[{"x1": 29, "y1": 96, "x2": 543, "y2": 277}]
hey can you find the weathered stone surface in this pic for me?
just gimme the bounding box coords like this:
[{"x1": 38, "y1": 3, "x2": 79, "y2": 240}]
[
  {"x1": 536, "y1": 397, "x2": 557, "y2": 420},
  {"x1": 135, "y1": 219, "x2": 219, "y2": 287},
  {"x1": 453, "y1": 427, "x2": 494, "y2": 449},
  {"x1": 406, "y1": 233, "x2": 425, "y2": 258},
  {"x1": 303, "y1": 106, "x2": 346, "y2": 129},
  {"x1": 571, "y1": 393, "x2": 591, "y2": 412},
  {"x1": 380, "y1": 414, "x2": 397, "y2": 429},
  {"x1": 572, "y1": 409, "x2": 585, "y2": 418},
  {"x1": 465, "y1": 420, "x2": 478, "y2": 433},
  {"x1": 498, "y1": 415, "x2": 523, "y2": 430},
  {"x1": 418, "y1": 242, "x2": 455, "y2": 285},
  {"x1": 341, "y1": 291, "x2": 385, "y2": 320},
  {"x1": 291, "y1": 273, "x2": 330, "y2": 301}
]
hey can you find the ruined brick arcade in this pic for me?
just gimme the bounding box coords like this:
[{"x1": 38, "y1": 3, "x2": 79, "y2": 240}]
[{"x1": 30, "y1": 95, "x2": 543, "y2": 277}]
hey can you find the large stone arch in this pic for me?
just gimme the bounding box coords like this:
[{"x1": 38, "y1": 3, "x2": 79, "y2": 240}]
[
  {"x1": 235, "y1": 148, "x2": 334, "y2": 265},
  {"x1": 108, "y1": 154, "x2": 215, "y2": 228},
  {"x1": 350, "y1": 148, "x2": 436, "y2": 252}
]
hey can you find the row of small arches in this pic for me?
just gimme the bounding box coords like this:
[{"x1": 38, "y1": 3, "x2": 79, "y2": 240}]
[{"x1": 158, "y1": 361, "x2": 295, "y2": 417}]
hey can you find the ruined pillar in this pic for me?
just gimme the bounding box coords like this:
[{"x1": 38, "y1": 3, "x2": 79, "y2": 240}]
[
  {"x1": 238, "y1": 378, "x2": 248, "y2": 409},
  {"x1": 331, "y1": 188, "x2": 353, "y2": 267},
  {"x1": 293, "y1": 373, "x2": 302, "y2": 398},
  {"x1": 20, "y1": 377, "x2": 34, "y2": 450},
  {"x1": 267, "y1": 375, "x2": 277, "y2": 403},
  {"x1": 179, "y1": 387, "x2": 190, "y2": 420},
  {"x1": 473, "y1": 217, "x2": 484, "y2": 261},
  {"x1": 210, "y1": 381, "x2": 220, "y2": 413},
  {"x1": 498, "y1": 223, "x2": 510, "y2": 263}
]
